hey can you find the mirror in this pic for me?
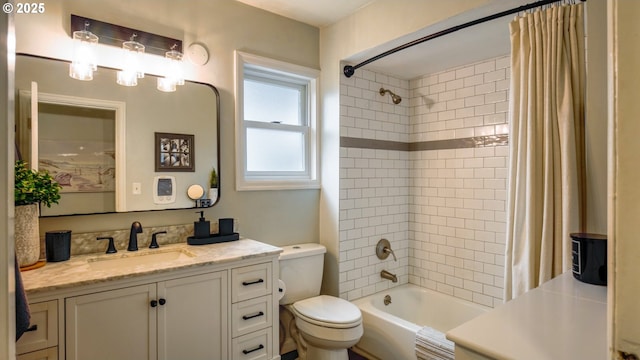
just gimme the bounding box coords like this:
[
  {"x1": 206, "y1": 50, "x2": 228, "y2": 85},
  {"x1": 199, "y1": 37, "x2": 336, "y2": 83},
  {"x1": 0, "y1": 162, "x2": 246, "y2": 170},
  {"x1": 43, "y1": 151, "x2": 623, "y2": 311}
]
[{"x1": 15, "y1": 54, "x2": 220, "y2": 216}]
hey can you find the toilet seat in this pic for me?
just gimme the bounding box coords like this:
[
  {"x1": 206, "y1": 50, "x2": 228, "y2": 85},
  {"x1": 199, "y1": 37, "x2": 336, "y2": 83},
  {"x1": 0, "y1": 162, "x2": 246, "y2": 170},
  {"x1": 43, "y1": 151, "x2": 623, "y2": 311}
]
[{"x1": 292, "y1": 295, "x2": 362, "y2": 329}]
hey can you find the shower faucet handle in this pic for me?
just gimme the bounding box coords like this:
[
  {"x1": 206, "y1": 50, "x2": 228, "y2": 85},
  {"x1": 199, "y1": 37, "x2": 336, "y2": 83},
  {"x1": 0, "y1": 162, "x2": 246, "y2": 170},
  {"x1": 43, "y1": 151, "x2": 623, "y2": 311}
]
[
  {"x1": 376, "y1": 238, "x2": 397, "y2": 261},
  {"x1": 384, "y1": 247, "x2": 397, "y2": 262}
]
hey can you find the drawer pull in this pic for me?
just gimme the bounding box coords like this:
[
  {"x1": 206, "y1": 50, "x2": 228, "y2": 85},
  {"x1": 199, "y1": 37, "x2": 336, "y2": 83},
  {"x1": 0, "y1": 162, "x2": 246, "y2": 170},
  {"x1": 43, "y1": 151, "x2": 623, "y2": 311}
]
[
  {"x1": 25, "y1": 324, "x2": 38, "y2": 332},
  {"x1": 242, "y1": 279, "x2": 264, "y2": 286},
  {"x1": 242, "y1": 311, "x2": 264, "y2": 320},
  {"x1": 242, "y1": 344, "x2": 264, "y2": 355}
]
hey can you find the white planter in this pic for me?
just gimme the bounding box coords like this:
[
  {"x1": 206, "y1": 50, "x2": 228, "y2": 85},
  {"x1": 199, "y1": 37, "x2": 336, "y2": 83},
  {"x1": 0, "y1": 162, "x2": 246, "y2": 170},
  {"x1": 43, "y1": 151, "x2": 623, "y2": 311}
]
[
  {"x1": 15, "y1": 204, "x2": 40, "y2": 267},
  {"x1": 208, "y1": 188, "x2": 218, "y2": 203}
]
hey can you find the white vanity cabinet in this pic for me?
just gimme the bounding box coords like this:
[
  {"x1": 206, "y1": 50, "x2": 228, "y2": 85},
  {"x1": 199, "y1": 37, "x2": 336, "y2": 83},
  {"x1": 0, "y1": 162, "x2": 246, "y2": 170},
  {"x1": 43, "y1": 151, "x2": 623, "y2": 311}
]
[
  {"x1": 157, "y1": 272, "x2": 228, "y2": 360},
  {"x1": 21, "y1": 240, "x2": 282, "y2": 360},
  {"x1": 16, "y1": 300, "x2": 58, "y2": 360},
  {"x1": 65, "y1": 271, "x2": 227, "y2": 360},
  {"x1": 230, "y1": 263, "x2": 274, "y2": 359},
  {"x1": 65, "y1": 284, "x2": 158, "y2": 360}
]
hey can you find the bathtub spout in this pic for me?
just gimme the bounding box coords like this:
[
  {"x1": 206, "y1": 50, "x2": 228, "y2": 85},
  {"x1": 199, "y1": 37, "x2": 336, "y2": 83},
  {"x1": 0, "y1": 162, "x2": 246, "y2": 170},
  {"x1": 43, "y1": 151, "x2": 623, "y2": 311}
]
[{"x1": 381, "y1": 270, "x2": 398, "y2": 283}]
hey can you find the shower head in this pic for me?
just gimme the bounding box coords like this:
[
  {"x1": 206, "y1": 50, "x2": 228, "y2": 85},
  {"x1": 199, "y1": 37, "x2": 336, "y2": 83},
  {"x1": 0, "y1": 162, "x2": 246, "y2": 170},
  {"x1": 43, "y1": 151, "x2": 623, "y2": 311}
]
[{"x1": 379, "y1": 88, "x2": 402, "y2": 104}]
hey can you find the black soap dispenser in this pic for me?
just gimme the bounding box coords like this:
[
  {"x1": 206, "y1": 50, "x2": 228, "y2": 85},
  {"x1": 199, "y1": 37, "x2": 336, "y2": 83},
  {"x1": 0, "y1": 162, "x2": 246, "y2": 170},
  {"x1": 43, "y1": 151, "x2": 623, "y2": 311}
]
[{"x1": 194, "y1": 211, "x2": 210, "y2": 239}]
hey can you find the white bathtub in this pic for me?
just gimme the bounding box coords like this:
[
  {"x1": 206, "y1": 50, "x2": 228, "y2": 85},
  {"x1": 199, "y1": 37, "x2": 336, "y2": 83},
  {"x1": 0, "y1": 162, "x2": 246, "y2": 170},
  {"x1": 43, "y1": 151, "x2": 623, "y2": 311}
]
[{"x1": 352, "y1": 284, "x2": 491, "y2": 360}]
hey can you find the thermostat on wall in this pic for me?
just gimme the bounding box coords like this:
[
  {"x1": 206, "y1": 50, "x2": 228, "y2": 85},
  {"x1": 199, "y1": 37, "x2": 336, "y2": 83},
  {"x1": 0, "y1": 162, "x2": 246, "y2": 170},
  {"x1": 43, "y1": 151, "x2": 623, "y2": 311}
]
[{"x1": 153, "y1": 176, "x2": 176, "y2": 204}]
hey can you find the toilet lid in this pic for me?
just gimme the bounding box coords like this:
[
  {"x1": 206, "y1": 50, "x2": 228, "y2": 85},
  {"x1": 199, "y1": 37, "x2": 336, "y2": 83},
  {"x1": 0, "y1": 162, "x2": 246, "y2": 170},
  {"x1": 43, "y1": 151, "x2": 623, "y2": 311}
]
[{"x1": 292, "y1": 295, "x2": 361, "y2": 327}]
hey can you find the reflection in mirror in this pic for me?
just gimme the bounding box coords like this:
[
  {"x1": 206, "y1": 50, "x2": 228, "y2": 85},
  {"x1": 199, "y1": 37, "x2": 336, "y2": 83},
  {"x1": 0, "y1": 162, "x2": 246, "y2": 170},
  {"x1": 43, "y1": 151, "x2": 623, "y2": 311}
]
[
  {"x1": 15, "y1": 54, "x2": 220, "y2": 216},
  {"x1": 37, "y1": 102, "x2": 118, "y2": 215}
]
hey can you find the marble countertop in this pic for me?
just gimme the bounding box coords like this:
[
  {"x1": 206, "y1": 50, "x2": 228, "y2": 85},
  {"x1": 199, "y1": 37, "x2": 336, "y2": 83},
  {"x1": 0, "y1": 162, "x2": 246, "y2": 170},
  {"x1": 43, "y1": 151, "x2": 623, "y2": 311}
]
[
  {"x1": 446, "y1": 272, "x2": 607, "y2": 360},
  {"x1": 21, "y1": 239, "x2": 283, "y2": 295}
]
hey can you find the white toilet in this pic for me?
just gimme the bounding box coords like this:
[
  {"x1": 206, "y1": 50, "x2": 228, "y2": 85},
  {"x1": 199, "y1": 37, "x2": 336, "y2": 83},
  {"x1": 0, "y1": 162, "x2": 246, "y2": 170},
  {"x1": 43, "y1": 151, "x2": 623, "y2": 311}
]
[{"x1": 279, "y1": 243, "x2": 363, "y2": 360}]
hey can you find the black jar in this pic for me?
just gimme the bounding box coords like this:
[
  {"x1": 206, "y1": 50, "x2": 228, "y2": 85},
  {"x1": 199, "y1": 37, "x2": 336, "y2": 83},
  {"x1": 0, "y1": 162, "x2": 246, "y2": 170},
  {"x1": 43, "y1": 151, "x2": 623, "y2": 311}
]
[{"x1": 45, "y1": 230, "x2": 71, "y2": 262}]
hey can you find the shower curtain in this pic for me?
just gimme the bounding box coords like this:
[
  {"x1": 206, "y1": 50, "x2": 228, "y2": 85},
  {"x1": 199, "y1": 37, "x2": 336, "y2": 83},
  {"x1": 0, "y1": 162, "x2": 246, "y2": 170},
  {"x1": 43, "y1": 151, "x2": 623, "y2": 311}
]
[{"x1": 504, "y1": 3, "x2": 585, "y2": 301}]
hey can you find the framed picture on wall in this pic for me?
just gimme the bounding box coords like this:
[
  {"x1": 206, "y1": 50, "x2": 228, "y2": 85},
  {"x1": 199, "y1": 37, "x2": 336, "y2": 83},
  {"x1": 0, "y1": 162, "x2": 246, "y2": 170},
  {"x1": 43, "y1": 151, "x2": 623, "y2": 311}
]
[{"x1": 155, "y1": 132, "x2": 195, "y2": 172}]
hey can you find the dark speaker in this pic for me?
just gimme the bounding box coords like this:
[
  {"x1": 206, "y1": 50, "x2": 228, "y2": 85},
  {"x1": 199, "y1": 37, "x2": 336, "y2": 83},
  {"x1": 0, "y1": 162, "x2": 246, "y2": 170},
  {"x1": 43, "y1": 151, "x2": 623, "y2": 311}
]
[{"x1": 571, "y1": 233, "x2": 607, "y2": 286}]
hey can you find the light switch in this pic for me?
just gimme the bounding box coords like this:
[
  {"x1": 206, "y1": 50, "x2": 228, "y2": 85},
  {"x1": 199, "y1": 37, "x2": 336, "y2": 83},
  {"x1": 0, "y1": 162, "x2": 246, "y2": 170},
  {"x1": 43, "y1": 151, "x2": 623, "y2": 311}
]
[{"x1": 132, "y1": 182, "x2": 141, "y2": 195}]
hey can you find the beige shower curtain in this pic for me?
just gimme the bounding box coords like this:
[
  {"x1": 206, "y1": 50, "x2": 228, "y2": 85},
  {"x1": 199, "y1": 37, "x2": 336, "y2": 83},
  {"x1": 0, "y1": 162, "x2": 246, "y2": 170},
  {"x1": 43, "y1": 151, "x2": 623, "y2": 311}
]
[{"x1": 504, "y1": 3, "x2": 585, "y2": 301}]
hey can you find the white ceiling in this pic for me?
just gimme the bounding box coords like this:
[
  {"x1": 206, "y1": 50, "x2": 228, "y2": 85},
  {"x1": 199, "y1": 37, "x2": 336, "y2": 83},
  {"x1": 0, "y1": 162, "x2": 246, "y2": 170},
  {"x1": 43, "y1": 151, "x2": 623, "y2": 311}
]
[
  {"x1": 234, "y1": 0, "x2": 374, "y2": 28},
  {"x1": 346, "y1": 13, "x2": 513, "y2": 79},
  {"x1": 236, "y1": 0, "x2": 532, "y2": 79}
]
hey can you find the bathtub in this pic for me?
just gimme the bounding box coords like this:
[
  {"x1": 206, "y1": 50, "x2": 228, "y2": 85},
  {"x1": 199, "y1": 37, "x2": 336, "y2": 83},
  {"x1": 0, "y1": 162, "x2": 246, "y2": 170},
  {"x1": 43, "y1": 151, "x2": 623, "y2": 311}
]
[{"x1": 351, "y1": 284, "x2": 491, "y2": 360}]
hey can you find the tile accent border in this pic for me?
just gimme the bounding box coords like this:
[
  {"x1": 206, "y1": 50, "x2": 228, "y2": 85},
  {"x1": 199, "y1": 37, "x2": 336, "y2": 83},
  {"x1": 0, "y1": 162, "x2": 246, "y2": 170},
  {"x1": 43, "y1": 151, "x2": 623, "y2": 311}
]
[
  {"x1": 340, "y1": 137, "x2": 409, "y2": 151},
  {"x1": 340, "y1": 134, "x2": 509, "y2": 152}
]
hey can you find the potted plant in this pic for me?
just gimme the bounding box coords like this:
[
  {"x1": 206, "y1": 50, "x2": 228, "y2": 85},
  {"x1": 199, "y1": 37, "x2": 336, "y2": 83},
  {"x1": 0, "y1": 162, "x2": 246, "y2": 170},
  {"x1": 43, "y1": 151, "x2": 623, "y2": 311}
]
[
  {"x1": 208, "y1": 167, "x2": 218, "y2": 203},
  {"x1": 14, "y1": 160, "x2": 61, "y2": 267}
]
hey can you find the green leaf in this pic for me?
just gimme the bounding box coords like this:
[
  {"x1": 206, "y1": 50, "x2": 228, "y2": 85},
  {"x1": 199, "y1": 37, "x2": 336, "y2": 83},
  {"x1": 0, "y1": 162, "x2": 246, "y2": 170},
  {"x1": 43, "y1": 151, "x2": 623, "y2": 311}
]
[
  {"x1": 14, "y1": 160, "x2": 62, "y2": 207},
  {"x1": 209, "y1": 168, "x2": 218, "y2": 188}
]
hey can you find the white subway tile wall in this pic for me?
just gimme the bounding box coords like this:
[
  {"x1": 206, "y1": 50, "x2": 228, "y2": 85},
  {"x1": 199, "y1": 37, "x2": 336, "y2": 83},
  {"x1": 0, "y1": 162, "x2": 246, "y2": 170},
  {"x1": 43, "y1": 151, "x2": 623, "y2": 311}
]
[
  {"x1": 341, "y1": 69, "x2": 410, "y2": 142},
  {"x1": 340, "y1": 68, "x2": 410, "y2": 300},
  {"x1": 339, "y1": 55, "x2": 509, "y2": 307},
  {"x1": 409, "y1": 56, "x2": 509, "y2": 308}
]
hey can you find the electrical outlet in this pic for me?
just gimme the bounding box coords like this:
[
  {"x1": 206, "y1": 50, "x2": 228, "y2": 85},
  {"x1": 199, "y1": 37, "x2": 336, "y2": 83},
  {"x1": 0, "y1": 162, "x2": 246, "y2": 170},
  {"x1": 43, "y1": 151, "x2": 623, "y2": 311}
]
[{"x1": 132, "y1": 182, "x2": 141, "y2": 195}]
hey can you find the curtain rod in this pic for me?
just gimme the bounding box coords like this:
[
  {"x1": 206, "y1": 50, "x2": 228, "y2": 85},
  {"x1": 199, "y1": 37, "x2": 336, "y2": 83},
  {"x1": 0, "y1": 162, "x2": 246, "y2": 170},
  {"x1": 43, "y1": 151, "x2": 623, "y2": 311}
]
[{"x1": 343, "y1": 0, "x2": 586, "y2": 78}]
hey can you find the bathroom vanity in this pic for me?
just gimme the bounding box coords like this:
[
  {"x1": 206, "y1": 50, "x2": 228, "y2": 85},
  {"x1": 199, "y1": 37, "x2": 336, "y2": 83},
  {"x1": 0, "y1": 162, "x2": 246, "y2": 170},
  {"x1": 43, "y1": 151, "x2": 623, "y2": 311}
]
[
  {"x1": 18, "y1": 239, "x2": 282, "y2": 360},
  {"x1": 446, "y1": 271, "x2": 607, "y2": 360}
]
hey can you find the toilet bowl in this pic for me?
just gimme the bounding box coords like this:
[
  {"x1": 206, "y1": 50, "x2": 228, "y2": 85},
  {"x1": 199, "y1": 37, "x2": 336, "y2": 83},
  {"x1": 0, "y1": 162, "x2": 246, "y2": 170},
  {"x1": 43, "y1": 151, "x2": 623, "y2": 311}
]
[{"x1": 279, "y1": 244, "x2": 363, "y2": 360}]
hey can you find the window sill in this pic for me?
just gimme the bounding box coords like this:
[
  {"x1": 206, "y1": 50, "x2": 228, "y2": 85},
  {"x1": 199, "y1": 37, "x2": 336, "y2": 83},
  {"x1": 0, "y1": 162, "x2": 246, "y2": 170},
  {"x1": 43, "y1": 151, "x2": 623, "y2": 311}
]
[{"x1": 236, "y1": 179, "x2": 320, "y2": 191}]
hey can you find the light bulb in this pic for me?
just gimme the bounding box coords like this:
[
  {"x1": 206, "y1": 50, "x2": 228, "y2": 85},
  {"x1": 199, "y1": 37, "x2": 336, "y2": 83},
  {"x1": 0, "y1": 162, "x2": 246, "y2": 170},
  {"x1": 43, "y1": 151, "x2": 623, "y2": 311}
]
[
  {"x1": 69, "y1": 29, "x2": 98, "y2": 81},
  {"x1": 157, "y1": 47, "x2": 184, "y2": 92},
  {"x1": 117, "y1": 37, "x2": 145, "y2": 86}
]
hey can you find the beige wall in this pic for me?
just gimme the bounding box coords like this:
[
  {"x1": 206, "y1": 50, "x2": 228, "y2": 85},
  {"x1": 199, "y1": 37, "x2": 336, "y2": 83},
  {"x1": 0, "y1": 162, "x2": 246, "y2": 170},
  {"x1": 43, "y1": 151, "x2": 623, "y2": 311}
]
[
  {"x1": 14, "y1": 0, "x2": 320, "y2": 247},
  {"x1": 585, "y1": 0, "x2": 608, "y2": 234}
]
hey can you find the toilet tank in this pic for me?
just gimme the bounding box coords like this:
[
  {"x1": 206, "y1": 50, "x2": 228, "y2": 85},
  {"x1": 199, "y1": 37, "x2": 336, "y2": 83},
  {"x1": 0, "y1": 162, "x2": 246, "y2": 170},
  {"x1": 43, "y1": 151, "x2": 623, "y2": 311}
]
[{"x1": 279, "y1": 243, "x2": 326, "y2": 305}]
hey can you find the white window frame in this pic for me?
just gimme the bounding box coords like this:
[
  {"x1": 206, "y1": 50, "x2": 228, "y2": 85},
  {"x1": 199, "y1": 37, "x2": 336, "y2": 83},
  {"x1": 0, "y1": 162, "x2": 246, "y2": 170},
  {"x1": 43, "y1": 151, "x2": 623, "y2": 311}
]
[{"x1": 235, "y1": 51, "x2": 320, "y2": 190}]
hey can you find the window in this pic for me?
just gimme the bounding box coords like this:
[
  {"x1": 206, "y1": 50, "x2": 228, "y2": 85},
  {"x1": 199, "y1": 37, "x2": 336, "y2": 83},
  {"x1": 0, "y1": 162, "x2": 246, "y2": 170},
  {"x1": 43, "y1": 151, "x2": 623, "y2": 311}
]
[{"x1": 235, "y1": 51, "x2": 319, "y2": 190}]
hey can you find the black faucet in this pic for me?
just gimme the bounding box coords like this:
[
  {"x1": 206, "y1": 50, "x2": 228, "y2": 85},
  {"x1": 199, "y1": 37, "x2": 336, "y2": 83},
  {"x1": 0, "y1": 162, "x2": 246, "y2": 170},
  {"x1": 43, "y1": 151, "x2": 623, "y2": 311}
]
[{"x1": 128, "y1": 221, "x2": 143, "y2": 251}]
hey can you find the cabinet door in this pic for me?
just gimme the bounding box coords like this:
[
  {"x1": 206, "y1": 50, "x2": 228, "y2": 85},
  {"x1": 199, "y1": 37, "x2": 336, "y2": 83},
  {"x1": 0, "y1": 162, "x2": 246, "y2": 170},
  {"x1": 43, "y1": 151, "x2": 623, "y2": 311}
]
[
  {"x1": 16, "y1": 347, "x2": 58, "y2": 360},
  {"x1": 157, "y1": 271, "x2": 228, "y2": 360},
  {"x1": 16, "y1": 300, "x2": 58, "y2": 355},
  {"x1": 66, "y1": 284, "x2": 156, "y2": 360}
]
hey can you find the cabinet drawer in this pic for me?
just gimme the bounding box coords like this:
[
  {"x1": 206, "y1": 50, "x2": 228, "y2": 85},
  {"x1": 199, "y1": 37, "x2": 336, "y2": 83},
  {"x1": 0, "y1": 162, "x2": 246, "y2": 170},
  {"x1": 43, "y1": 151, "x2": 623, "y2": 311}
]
[
  {"x1": 17, "y1": 347, "x2": 58, "y2": 360},
  {"x1": 231, "y1": 263, "x2": 271, "y2": 302},
  {"x1": 232, "y1": 296, "x2": 272, "y2": 337},
  {"x1": 231, "y1": 328, "x2": 271, "y2": 360},
  {"x1": 16, "y1": 300, "x2": 58, "y2": 355}
]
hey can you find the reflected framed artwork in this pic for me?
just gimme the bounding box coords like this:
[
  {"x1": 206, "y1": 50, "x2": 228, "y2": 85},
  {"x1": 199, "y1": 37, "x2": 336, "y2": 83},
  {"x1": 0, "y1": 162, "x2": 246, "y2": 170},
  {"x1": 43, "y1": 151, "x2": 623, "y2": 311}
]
[{"x1": 155, "y1": 132, "x2": 195, "y2": 172}]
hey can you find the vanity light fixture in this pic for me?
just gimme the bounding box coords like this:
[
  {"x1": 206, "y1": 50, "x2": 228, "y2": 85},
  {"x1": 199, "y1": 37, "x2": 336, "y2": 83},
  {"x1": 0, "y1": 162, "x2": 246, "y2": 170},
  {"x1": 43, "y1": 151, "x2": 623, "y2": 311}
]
[
  {"x1": 116, "y1": 34, "x2": 145, "y2": 87},
  {"x1": 69, "y1": 15, "x2": 184, "y2": 90},
  {"x1": 69, "y1": 21, "x2": 98, "y2": 81},
  {"x1": 157, "y1": 45, "x2": 185, "y2": 92}
]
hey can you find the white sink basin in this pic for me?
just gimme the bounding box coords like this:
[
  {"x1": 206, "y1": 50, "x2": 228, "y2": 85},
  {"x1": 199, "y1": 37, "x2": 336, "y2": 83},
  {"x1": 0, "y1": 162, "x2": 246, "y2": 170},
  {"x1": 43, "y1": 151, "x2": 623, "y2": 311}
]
[{"x1": 87, "y1": 249, "x2": 195, "y2": 271}]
